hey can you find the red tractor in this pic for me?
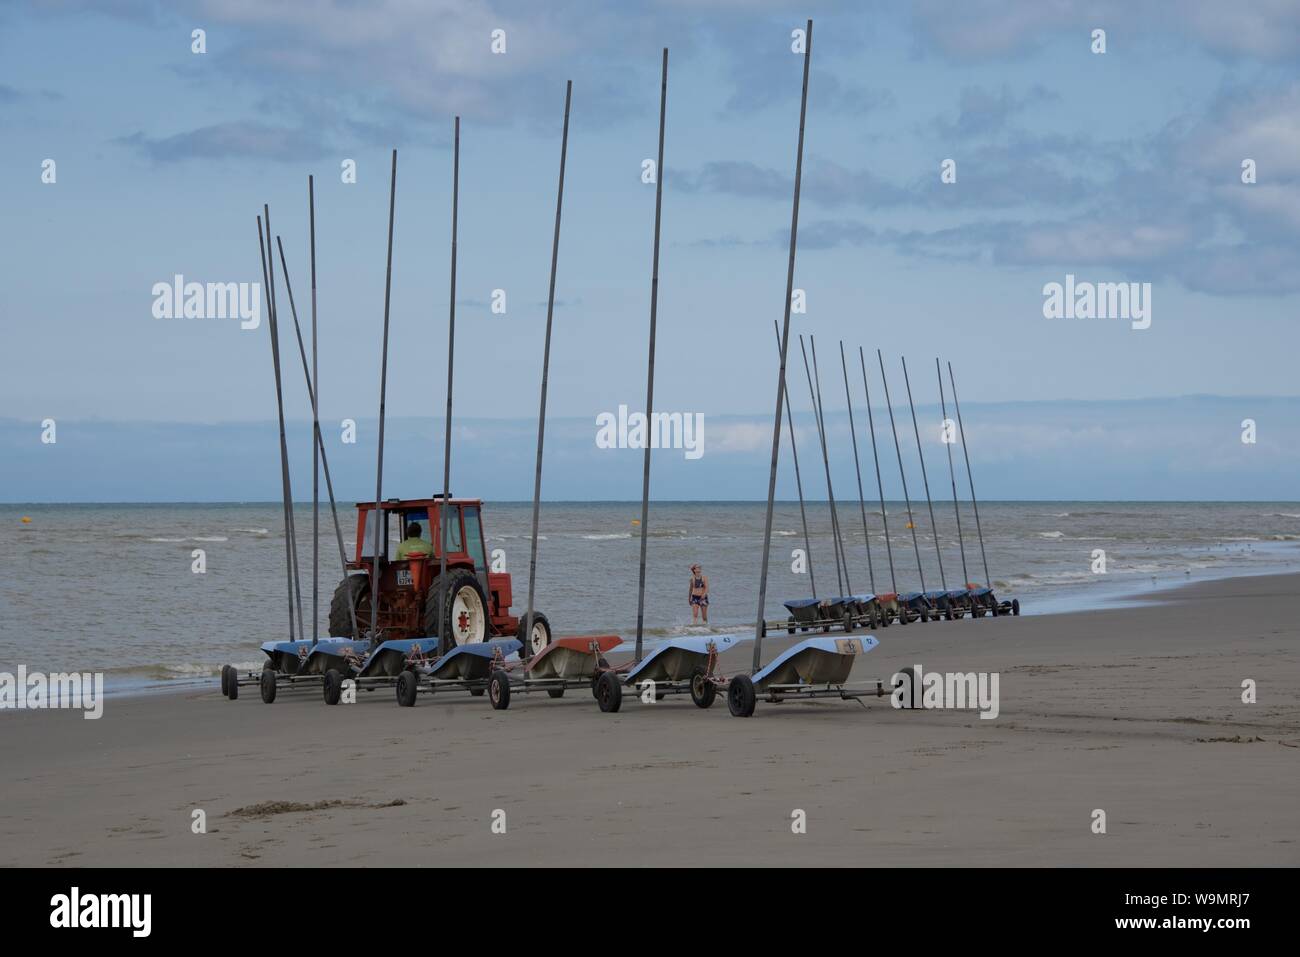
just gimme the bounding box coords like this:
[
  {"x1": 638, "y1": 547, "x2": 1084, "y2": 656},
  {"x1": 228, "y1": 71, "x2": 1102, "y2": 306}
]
[{"x1": 329, "y1": 497, "x2": 552, "y2": 655}]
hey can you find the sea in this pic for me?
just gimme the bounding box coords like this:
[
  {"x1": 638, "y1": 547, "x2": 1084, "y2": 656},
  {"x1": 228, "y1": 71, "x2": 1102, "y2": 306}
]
[{"x1": 3, "y1": 501, "x2": 1298, "y2": 694}]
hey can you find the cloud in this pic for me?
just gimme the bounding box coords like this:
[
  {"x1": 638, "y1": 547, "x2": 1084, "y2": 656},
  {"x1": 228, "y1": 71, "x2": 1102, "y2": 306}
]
[
  {"x1": 116, "y1": 121, "x2": 332, "y2": 163},
  {"x1": 909, "y1": 0, "x2": 1300, "y2": 61}
]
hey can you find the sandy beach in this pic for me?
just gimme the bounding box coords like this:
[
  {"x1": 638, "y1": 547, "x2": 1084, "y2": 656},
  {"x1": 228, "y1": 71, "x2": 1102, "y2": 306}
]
[{"x1": 2, "y1": 572, "x2": 1297, "y2": 867}]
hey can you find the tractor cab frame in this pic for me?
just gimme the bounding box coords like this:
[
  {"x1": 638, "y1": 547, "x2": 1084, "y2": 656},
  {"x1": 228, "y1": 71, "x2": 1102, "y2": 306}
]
[{"x1": 332, "y1": 496, "x2": 522, "y2": 649}]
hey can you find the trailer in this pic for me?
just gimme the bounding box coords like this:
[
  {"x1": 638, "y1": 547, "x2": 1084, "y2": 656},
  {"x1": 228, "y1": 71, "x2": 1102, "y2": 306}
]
[
  {"x1": 896, "y1": 591, "x2": 939, "y2": 624},
  {"x1": 221, "y1": 640, "x2": 321, "y2": 701},
  {"x1": 592, "y1": 634, "x2": 751, "y2": 713},
  {"x1": 767, "y1": 597, "x2": 855, "y2": 635},
  {"x1": 724, "y1": 634, "x2": 890, "y2": 717},
  {"x1": 482, "y1": 635, "x2": 623, "y2": 710},
  {"x1": 967, "y1": 586, "x2": 1020, "y2": 618},
  {"x1": 394, "y1": 638, "x2": 524, "y2": 706}
]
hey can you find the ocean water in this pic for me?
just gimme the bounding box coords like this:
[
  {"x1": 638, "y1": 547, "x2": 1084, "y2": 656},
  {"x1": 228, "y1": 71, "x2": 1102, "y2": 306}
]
[{"x1": 2, "y1": 501, "x2": 1299, "y2": 692}]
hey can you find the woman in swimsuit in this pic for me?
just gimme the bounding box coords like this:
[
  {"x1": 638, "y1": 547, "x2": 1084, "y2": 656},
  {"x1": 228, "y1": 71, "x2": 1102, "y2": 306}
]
[{"x1": 688, "y1": 564, "x2": 709, "y2": 624}]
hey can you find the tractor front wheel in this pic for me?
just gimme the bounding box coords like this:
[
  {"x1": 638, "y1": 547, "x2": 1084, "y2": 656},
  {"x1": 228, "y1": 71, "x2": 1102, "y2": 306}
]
[{"x1": 516, "y1": 612, "x2": 552, "y2": 659}]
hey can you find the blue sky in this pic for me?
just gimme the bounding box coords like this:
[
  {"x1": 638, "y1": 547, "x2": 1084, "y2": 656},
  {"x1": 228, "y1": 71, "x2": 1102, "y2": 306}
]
[{"x1": 1, "y1": 1, "x2": 1298, "y2": 500}]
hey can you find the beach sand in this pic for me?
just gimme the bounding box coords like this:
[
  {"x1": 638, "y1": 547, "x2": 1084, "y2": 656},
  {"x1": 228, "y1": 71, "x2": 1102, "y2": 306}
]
[{"x1": 2, "y1": 573, "x2": 1297, "y2": 867}]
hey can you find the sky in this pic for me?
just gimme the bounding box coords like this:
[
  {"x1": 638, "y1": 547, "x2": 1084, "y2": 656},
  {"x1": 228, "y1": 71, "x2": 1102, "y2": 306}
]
[{"x1": 1, "y1": 1, "x2": 1298, "y2": 501}]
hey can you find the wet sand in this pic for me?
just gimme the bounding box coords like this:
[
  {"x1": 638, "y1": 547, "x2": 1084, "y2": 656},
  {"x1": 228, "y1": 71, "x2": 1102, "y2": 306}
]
[{"x1": 2, "y1": 573, "x2": 1297, "y2": 866}]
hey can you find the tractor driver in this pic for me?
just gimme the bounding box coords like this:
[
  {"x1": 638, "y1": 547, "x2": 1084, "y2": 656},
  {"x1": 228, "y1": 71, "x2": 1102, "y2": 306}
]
[{"x1": 396, "y1": 522, "x2": 433, "y2": 560}]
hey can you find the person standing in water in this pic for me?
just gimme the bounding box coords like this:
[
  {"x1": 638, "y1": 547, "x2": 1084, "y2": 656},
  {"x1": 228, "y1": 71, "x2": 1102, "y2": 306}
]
[{"x1": 688, "y1": 563, "x2": 710, "y2": 623}]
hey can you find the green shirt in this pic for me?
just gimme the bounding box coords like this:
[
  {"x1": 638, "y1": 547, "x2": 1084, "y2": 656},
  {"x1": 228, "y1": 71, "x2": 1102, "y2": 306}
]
[{"x1": 396, "y1": 537, "x2": 433, "y2": 559}]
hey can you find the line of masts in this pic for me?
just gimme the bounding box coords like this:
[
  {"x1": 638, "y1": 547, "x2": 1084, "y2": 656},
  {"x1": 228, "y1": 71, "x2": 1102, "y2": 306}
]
[
  {"x1": 247, "y1": 33, "x2": 999, "y2": 674},
  {"x1": 770, "y1": 347, "x2": 996, "y2": 614}
]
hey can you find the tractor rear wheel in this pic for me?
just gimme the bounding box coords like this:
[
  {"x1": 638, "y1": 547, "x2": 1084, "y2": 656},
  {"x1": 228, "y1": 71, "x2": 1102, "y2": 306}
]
[
  {"x1": 423, "y1": 570, "x2": 488, "y2": 646},
  {"x1": 328, "y1": 575, "x2": 369, "y2": 638}
]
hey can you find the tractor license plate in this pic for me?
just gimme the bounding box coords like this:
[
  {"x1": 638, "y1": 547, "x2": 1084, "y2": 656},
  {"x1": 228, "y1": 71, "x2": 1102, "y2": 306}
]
[{"x1": 396, "y1": 570, "x2": 412, "y2": 587}]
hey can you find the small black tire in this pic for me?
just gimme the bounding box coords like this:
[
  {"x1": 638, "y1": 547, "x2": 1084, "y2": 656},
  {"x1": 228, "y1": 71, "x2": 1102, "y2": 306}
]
[
  {"x1": 488, "y1": 670, "x2": 511, "y2": 710},
  {"x1": 727, "y1": 674, "x2": 756, "y2": 718},
  {"x1": 546, "y1": 688, "x2": 566, "y2": 699},
  {"x1": 323, "y1": 668, "x2": 343, "y2": 706},
  {"x1": 260, "y1": 667, "x2": 277, "y2": 704},
  {"x1": 787, "y1": 616, "x2": 797, "y2": 635},
  {"x1": 842, "y1": 611, "x2": 855, "y2": 633},
  {"x1": 690, "y1": 667, "x2": 716, "y2": 709},
  {"x1": 227, "y1": 668, "x2": 239, "y2": 700},
  {"x1": 1012, "y1": 599, "x2": 1021, "y2": 616},
  {"x1": 220, "y1": 664, "x2": 231, "y2": 697},
  {"x1": 396, "y1": 670, "x2": 418, "y2": 707},
  {"x1": 596, "y1": 672, "x2": 623, "y2": 713},
  {"x1": 469, "y1": 688, "x2": 485, "y2": 697}
]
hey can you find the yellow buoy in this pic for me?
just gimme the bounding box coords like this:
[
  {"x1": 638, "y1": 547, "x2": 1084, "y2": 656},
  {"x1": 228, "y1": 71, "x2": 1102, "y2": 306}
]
[
  {"x1": 631, "y1": 519, "x2": 640, "y2": 526},
  {"x1": 20, "y1": 516, "x2": 32, "y2": 524}
]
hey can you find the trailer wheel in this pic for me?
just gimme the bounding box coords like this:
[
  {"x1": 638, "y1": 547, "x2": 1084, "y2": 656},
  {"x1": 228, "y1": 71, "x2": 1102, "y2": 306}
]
[
  {"x1": 988, "y1": 604, "x2": 997, "y2": 617},
  {"x1": 396, "y1": 670, "x2": 418, "y2": 707},
  {"x1": 220, "y1": 664, "x2": 231, "y2": 697},
  {"x1": 842, "y1": 611, "x2": 855, "y2": 633},
  {"x1": 690, "y1": 668, "x2": 716, "y2": 709},
  {"x1": 1012, "y1": 599, "x2": 1020, "y2": 616},
  {"x1": 596, "y1": 672, "x2": 622, "y2": 713},
  {"x1": 470, "y1": 688, "x2": 485, "y2": 697},
  {"x1": 260, "y1": 667, "x2": 277, "y2": 704},
  {"x1": 590, "y1": 658, "x2": 610, "y2": 698},
  {"x1": 227, "y1": 668, "x2": 239, "y2": 700},
  {"x1": 488, "y1": 670, "x2": 511, "y2": 710},
  {"x1": 727, "y1": 674, "x2": 756, "y2": 718},
  {"x1": 323, "y1": 669, "x2": 343, "y2": 705},
  {"x1": 895, "y1": 666, "x2": 921, "y2": 709},
  {"x1": 547, "y1": 688, "x2": 566, "y2": 699},
  {"x1": 787, "y1": 616, "x2": 796, "y2": 635}
]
